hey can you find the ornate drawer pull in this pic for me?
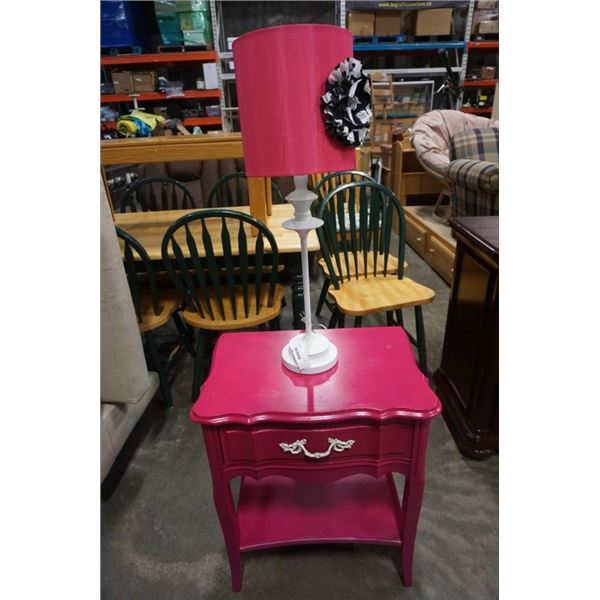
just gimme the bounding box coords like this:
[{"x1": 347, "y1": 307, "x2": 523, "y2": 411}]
[{"x1": 279, "y1": 438, "x2": 355, "y2": 459}]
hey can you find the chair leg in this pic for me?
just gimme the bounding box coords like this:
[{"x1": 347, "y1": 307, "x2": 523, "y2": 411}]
[
  {"x1": 172, "y1": 311, "x2": 195, "y2": 357},
  {"x1": 315, "y1": 278, "x2": 330, "y2": 317},
  {"x1": 328, "y1": 308, "x2": 340, "y2": 329},
  {"x1": 395, "y1": 309, "x2": 404, "y2": 327},
  {"x1": 191, "y1": 329, "x2": 206, "y2": 403},
  {"x1": 354, "y1": 316, "x2": 362, "y2": 328},
  {"x1": 414, "y1": 305, "x2": 428, "y2": 375},
  {"x1": 386, "y1": 311, "x2": 395, "y2": 326},
  {"x1": 144, "y1": 331, "x2": 173, "y2": 408},
  {"x1": 269, "y1": 316, "x2": 281, "y2": 331},
  {"x1": 337, "y1": 312, "x2": 346, "y2": 329}
]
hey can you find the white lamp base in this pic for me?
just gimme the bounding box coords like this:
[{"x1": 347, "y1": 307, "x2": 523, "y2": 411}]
[{"x1": 282, "y1": 332, "x2": 338, "y2": 375}]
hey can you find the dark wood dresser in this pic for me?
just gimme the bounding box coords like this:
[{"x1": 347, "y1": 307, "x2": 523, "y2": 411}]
[{"x1": 433, "y1": 216, "x2": 498, "y2": 459}]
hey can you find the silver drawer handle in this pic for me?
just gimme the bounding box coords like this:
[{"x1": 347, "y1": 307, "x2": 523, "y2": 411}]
[{"x1": 279, "y1": 438, "x2": 355, "y2": 459}]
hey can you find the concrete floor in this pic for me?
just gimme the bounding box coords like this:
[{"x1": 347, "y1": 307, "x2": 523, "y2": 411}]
[{"x1": 101, "y1": 245, "x2": 499, "y2": 599}]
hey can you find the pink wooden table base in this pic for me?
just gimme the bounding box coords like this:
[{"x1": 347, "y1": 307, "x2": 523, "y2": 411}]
[{"x1": 191, "y1": 327, "x2": 441, "y2": 592}]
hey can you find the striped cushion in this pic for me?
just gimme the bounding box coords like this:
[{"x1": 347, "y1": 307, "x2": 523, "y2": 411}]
[
  {"x1": 448, "y1": 159, "x2": 499, "y2": 217},
  {"x1": 450, "y1": 127, "x2": 499, "y2": 164}
]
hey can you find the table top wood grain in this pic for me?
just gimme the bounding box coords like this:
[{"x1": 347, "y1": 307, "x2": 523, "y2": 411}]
[{"x1": 114, "y1": 204, "x2": 319, "y2": 260}]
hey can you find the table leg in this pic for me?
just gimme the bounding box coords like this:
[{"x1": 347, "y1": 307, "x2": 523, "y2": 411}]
[
  {"x1": 202, "y1": 428, "x2": 243, "y2": 591},
  {"x1": 399, "y1": 473, "x2": 425, "y2": 587}
]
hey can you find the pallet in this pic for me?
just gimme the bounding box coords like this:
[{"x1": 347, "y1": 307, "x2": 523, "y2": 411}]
[
  {"x1": 354, "y1": 35, "x2": 407, "y2": 45},
  {"x1": 157, "y1": 44, "x2": 210, "y2": 53},
  {"x1": 101, "y1": 45, "x2": 144, "y2": 56}
]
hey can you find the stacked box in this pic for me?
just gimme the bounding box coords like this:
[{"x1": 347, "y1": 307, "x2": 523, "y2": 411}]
[
  {"x1": 101, "y1": 1, "x2": 142, "y2": 48},
  {"x1": 111, "y1": 71, "x2": 135, "y2": 94},
  {"x1": 132, "y1": 71, "x2": 157, "y2": 93},
  {"x1": 101, "y1": 1, "x2": 157, "y2": 49},
  {"x1": 202, "y1": 63, "x2": 218, "y2": 89},
  {"x1": 412, "y1": 8, "x2": 453, "y2": 36},
  {"x1": 175, "y1": 0, "x2": 208, "y2": 11},
  {"x1": 176, "y1": 2, "x2": 212, "y2": 47},
  {"x1": 156, "y1": 15, "x2": 184, "y2": 45},
  {"x1": 153, "y1": 1, "x2": 178, "y2": 17},
  {"x1": 347, "y1": 12, "x2": 375, "y2": 36},
  {"x1": 375, "y1": 11, "x2": 401, "y2": 36}
]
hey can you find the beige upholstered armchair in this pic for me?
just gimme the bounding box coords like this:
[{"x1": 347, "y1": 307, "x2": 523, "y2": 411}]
[
  {"x1": 101, "y1": 184, "x2": 158, "y2": 481},
  {"x1": 410, "y1": 109, "x2": 499, "y2": 221}
]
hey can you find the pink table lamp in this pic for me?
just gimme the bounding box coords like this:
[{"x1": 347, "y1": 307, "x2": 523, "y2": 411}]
[{"x1": 234, "y1": 24, "x2": 356, "y2": 374}]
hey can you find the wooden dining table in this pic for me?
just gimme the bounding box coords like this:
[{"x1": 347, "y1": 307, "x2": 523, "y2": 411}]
[{"x1": 114, "y1": 203, "x2": 319, "y2": 260}]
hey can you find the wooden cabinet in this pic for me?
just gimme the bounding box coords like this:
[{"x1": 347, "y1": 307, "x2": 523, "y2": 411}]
[
  {"x1": 403, "y1": 206, "x2": 456, "y2": 285},
  {"x1": 433, "y1": 217, "x2": 499, "y2": 459},
  {"x1": 391, "y1": 135, "x2": 443, "y2": 206}
]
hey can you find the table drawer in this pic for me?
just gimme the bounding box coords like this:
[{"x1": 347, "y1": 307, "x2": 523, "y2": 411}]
[
  {"x1": 426, "y1": 236, "x2": 456, "y2": 284},
  {"x1": 405, "y1": 217, "x2": 428, "y2": 256},
  {"x1": 220, "y1": 423, "x2": 414, "y2": 466}
]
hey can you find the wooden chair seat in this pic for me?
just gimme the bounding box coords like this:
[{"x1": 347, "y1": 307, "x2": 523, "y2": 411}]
[
  {"x1": 328, "y1": 276, "x2": 435, "y2": 317},
  {"x1": 318, "y1": 253, "x2": 407, "y2": 279},
  {"x1": 137, "y1": 289, "x2": 182, "y2": 333},
  {"x1": 182, "y1": 284, "x2": 285, "y2": 331}
]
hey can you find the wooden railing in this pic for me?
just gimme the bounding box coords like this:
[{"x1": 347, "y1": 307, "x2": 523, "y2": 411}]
[{"x1": 100, "y1": 134, "x2": 273, "y2": 222}]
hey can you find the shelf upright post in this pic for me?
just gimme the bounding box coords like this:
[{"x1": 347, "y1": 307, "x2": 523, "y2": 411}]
[
  {"x1": 458, "y1": 0, "x2": 476, "y2": 108},
  {"x1": 210, "y1": 0, "x2": 229, "y2": 132},
  {"x1": 338, "y1": 0, "x2": 347, "y2": 28}
]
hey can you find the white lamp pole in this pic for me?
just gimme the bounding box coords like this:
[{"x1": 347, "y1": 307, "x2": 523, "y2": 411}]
[{"x1": 281, "y1": 175, "x2": 338, "y2": 374}]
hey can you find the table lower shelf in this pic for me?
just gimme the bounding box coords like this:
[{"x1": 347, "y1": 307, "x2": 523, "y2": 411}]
[{"x1": 238, "y1": 473, "x2": 402, "y2": 552}]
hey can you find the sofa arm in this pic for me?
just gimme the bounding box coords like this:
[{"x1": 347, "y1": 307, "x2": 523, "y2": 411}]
[{"x1": 448, "y1": 159, "x2": 499, "y2": 194}]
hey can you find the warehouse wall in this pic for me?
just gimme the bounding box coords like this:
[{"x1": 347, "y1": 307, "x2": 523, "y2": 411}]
[{"x1": 221, "y1": 1, "x2": 336, "y2": 38}]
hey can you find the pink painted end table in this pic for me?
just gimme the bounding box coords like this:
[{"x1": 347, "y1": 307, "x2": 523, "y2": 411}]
[{"x1": 190, "y1": 327, "x2": 441, "y2": 592}]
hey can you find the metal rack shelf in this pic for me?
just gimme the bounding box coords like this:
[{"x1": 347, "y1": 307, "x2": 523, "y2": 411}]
[
  {"x1": 101, "y1": 90, "x2": 220, "y2": 103},
  {"x1": 101, "y1": 116, "x2": 222, "y2": 130},
  {"x1": 101, "y1": 51, "x2": 217, "y2": 66},
  {"x1": 463, "y1": 79, "x2": 498, "y2": 88},
  {"x1": 354, "y1": 41, "x2": 465, "y2": 52}
]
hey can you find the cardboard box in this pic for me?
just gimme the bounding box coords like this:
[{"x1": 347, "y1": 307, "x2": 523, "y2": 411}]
[
  {"x1": 111, "y1": 71, "x2": 135, "y2": 94},
  {"x1": 480, "y1": 66, "x2": 497, "y2": 79},
  {"x1": 478, "y1": 20, "x2": 499, "y2": 34},
  {"x1": 375, "y1": 11, "x2": 402, "y2": 36},
  {"x1": 202, "y1": 62, "x2": 218, "y2": 89},
  {"x1": 472, "y1": 9, "x2": 497, "y2": 33},
  {"x1": 413, "y1": 8, "x2": 453, "y2": 36},
  {"x1": 477, "y1": 1, "x2": 497, "y2": 9},
  {"x1": 347, "y1": 11, "x2": 375, "y2": 36},
  {"x1": 132, "y1": 71, "x2": 156, "y2": 93}
]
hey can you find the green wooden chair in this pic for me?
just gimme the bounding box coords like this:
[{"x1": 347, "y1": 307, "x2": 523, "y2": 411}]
[
  {"x1": 312, "y1": 171, "x2": 395, "y2": 318},
  {"x1": 161, "y1": 209, "x2": 285, "y2": 400},
  {"x1": 116, "y1": 227, "x2": 195, "y2": 407},
  {"x1": 120, "y1": 177, "x2": 195, "y2": 212},
  {"x1": 206, "y1": 171, "x2": 284, "y2": 208},
  {"x1": 316, "y1": 181, "x2": 435, "y2": 373}
]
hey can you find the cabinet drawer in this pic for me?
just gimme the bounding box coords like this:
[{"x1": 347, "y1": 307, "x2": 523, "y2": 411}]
[
  {"x1": 426, "y1": 236, "x2": 456, "y2": 284},
  {"x1": 220, "y1": 423, "x2": 414, "y2": 466},
  {"x1": 405, "y1": 217, "x2": 428, "y2": 256}
]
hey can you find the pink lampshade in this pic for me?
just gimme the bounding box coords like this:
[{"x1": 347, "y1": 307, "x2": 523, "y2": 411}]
[{"x1": 233, "y1": 24, "x2": 356, "y2": 177}]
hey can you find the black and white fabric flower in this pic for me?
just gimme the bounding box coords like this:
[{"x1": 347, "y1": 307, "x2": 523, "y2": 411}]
[{"x1": 321, "y1": 57, "x2": 372, "y2": 146}]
